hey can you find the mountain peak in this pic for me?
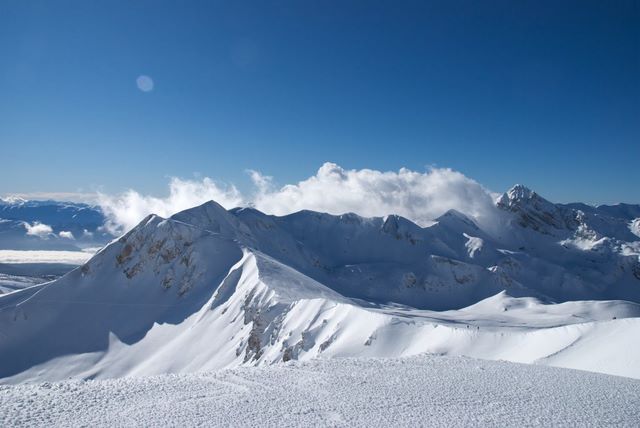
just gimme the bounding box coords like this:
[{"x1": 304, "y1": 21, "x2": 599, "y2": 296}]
[
  {"x1": 434, "y1": 209, "x2": 480, "y2": 231},
  {"x1": 0, "y1": 196, "x2": 28, "y2": 205},
  {"x1": 496, "y1": 185, "x2": 574, "y2": 233},
  {"x1": 507, "y1": 184, "x2": 535, "y2": 200},
  {"x1": 496, "y1": 184, "x2": 551, "y2": 210},
  {"x1": 170, "y1": 200, "x2": 241, "y2": 236},
  {"x1": 437, "y1": 208, "x2": 470, "y2": 220}
]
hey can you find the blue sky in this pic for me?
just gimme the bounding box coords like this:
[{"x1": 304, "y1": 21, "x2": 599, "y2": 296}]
[{"x1": 1, "y1": 0, "x2": 638, "y2": 204}]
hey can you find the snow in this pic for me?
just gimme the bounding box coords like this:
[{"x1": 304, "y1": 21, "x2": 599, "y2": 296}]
[
  {"x1": 0, "y1": 274, "x2": 48, "y2": 295},
  {"x1": 2, "y1": 247, "x2": 639, "y2": 382},
  {"x1": 1, "y1": 355, "x2": 639, "y2": 427},
  {"x1": 463, "y1": 233, "x2": 484, "y2": 258},
  {"x1": 1, "y1": 191, "x2": 640, "y2": 384}
]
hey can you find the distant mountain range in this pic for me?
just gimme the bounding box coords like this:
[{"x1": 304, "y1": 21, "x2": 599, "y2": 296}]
[
  {"x1": 0, "y1": 198, "x2": 112, "y2": 251},
  {"x1": 0, "y1": 186, "x2": 639, "y2": 382}
]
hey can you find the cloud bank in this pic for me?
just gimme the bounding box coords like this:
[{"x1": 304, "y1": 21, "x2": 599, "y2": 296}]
[
  {"x1": 98, "y1": 177, "x2": 243, "y2": 234},
  {"x1": 97, "y1": 163, "x2": 499, "y2": 234},
  {"x1": 0, "y1": 250, "x2": 92, "y2": 265},
  {"x1": 250, "y1": 163, "x2": 497, "y2": 227}
]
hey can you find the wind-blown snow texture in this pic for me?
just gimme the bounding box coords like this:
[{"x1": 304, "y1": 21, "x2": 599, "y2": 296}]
[
  {"x1": 3, "y1": 356, "x2": 640, "y2": 427},
  {"x1": 0, "y1": 185, "x2": 639, "y2": 382}
]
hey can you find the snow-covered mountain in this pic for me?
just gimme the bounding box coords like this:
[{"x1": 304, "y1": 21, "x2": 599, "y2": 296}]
[{"x1": 1, "y1": 185, "x2": 639, "y2": 382}]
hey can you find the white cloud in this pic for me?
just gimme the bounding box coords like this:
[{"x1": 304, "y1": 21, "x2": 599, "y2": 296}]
[
  {"x1": 0, "y1": 250, "x2": 92, "y2": 265},
  {"x1": 97, "y1": 177, "x2": 243, "y2": 234},
  {"x1": 59, "y1": 231, "x2": 75, "y2": 239},
  {"x1": 23, "y1": 222, "x2": 54, "y2": 238},
  {"x1": 96, "y1": 163, "x2": 500, "y2": 234},
  {"x1": 250, "y1": 163, "x2": 498, "y2": 228}
]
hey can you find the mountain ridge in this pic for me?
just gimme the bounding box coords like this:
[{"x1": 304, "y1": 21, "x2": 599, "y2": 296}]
[{"x1": 1, "y1": 185, "x2": 639, "y2": 382}]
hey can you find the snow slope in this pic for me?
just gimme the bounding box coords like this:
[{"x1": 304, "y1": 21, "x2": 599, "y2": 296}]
[
  {"x1": 1, "y1": 187, "x2": 639, "y2": 382},
  {"x1": 2, "y1": 355, "x2": 639, "y2": 427},
  {"x1": 0, "y1": 273, "x2": 49, "y2": 295}
]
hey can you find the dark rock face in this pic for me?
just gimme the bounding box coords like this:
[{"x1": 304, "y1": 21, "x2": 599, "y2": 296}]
[{"x1": 497, "y1": 185, "x2": 572, "y2": 233}]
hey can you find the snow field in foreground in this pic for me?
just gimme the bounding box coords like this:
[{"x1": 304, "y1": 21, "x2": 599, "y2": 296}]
[{"x1": 2, "y1": 355, "x2": 639, "y2": 427}]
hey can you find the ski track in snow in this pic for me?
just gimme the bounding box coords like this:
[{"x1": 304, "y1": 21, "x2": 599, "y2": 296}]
[{"x1": 2, "y1": 355, "x2": 639, "y2": 427}]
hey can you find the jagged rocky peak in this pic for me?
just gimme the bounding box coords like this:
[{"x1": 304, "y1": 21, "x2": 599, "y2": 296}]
[
  {"x1": 497, "y1": 184, "x2": 539, "y2": 208},
  {"x1": 497, "y1": 185, "x2": 573, "y2": 233},
  {"x1": 497, "y1": 184, "x2": 560, "y2": 213},
  {"x1": 509, "y1": 183, "x2": 534, "y2": 198}
]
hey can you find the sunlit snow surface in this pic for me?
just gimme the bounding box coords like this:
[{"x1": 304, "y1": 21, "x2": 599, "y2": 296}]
[{"x1": 2, "y1": 355, "x2": 639, "y2": 427}]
